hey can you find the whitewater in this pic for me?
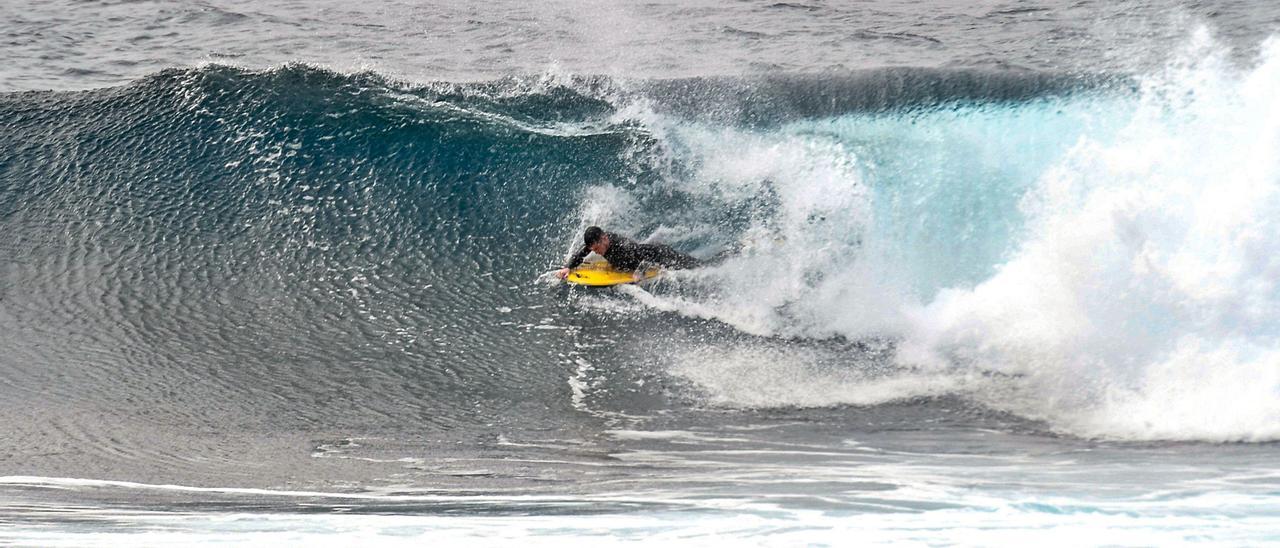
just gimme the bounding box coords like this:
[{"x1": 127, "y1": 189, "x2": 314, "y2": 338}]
[
  {"x1": 624, "y1": 31, "x2": 1280, "y2": 443},
  {"x1": 2, "y1": 0, "x2": 1279, "y2": 544}
]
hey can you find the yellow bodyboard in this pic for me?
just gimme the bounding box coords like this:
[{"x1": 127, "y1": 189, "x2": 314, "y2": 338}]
[{"x1": 565, "y1": 261, "x2": 661, "y2": 287}]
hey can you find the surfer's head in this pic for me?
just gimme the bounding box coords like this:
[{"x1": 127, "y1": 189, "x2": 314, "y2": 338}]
[{"x1": 584, "y1": 226, "x2": 609, "y2": 254}]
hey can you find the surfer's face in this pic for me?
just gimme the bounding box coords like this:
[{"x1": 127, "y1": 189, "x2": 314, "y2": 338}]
[{"x1": 589, "y1": 235, "x2": 609, "y2": 255}]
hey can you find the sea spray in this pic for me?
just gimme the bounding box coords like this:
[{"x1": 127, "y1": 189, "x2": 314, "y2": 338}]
[
  {"x1": 622, "y1": 32, "x2": 1280, "y2": 441},
  {"x1": 907, "y1": 31, "x2": 1280, "y2": 441}
]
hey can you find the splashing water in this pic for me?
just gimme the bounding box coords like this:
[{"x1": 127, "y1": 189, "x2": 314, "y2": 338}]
[{"x1": 622, "y1": 31, "x2": 1280, "y2": 442}]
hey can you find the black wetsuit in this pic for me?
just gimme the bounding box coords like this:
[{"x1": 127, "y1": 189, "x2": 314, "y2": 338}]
[{"x1": 564, "y1": 232, "x2": 701, "y2": 271}]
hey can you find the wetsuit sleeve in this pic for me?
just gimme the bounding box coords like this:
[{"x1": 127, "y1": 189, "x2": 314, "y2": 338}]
[
  {"x1": 564, "y1": 244, "x2": 591, "y2": 269},
  {"x1": 636, "y1": 243, "x2": 701, "y2": 270}
]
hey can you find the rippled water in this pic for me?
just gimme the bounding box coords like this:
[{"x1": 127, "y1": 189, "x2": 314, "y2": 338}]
[{"x1": 5, "y1": 0, "x2": 1280, "y2": 91}]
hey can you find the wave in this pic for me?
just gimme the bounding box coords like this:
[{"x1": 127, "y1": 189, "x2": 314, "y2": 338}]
[{"x1": 1, "y1": 34, "x2": 1274, "y2": 443}]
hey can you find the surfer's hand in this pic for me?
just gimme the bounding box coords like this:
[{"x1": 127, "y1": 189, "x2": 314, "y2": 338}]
[{"x1": 555, "y1": 268, "x2": 569, "y2": 280}]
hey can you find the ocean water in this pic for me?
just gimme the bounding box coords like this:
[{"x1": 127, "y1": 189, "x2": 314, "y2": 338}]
[{"x1": 2, "y1": 0, "x2": 1280, "y2": 544}]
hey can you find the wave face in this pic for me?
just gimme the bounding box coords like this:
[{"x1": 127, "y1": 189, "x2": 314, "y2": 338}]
[
  {"x1": 0, "y1": 65, "x2": 627, "y2": 439},
  {"x1": 1, "y1": 32, "x2": 1277, "y2": 446}
]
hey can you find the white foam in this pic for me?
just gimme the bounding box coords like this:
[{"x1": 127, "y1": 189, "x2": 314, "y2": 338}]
[
  {"x1": 907, "y1": 30, "x2": 1280, "y2": 441},
  {"x1": 3, "y1": 475, "x2": 1279, "y2": 546},
  {"x1": 669, "y1": 344, "x2": 970, "y2": 408},
  {"x1": 606, "y1": 30, "x2": 1280, "y2": 441}
]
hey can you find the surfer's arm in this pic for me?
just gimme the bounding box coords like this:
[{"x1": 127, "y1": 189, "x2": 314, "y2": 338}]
[{"x1": 563, "y1": 244, "x2": 592, "y2": 270}]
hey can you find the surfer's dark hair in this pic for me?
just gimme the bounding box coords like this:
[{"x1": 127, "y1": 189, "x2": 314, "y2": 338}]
[{"x1": 583, "y1": 226, "x2": 605, "y2": 245}]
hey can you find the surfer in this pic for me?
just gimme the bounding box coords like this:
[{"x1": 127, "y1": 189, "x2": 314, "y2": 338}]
[{"x1": 555, "y1": 226, "x2": 701, "y2": 280}]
